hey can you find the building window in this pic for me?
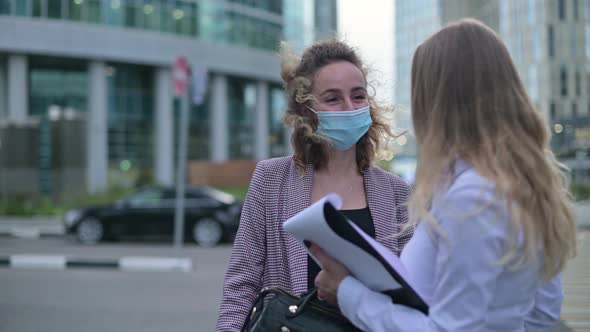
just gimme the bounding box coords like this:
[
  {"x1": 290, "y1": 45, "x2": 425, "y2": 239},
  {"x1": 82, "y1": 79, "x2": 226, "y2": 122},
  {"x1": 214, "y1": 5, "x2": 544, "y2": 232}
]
[
  {"x1": 15, "y1": 1, "x2": 28, "y2": 16},
  {"x1": 560, "y1": 66, "x2": 568, "y2": 96},
  {"x1": 228, "y1": 78, "x2": 255, "y2": 159},
  {"x1": 188, "y1": 82, "x2": 210, "y2": 160},
  {"x1": 47, "y1": 0, "x2": 62, "y2": 18},
  {"x1": 574, "y1": 0, "x2": 579, "y2": 20},
  {"x1": 269, "y1": 86, "x2": 287, "y2": 157},
  {"x1": 68, "y1": 0, "x2": 83, "y2": 21},
  {"x1": 528, "y1": 65, "x2": 538, "y2": 102},
  {"x1": 32, "y1": 0, "x2": 43, "y2": 17},
  {"x1": 500, "y1": 0, "x2": 510, "y2": 34},
  {"x1": 30, "y1": 68, "x2": 89, "y2": 116},
  {"x1": 86, "y1": 0, "x2": 101, "y2": 23},
  {"x1": 107, "y1": 64, "x2": 154, "y2": 173},
  {"x1": 572, "y1": 25, "x2": 577, "y2": 58},
  {"x1": 558, "y1": 0, "x2": 566, "y2": 20},
  {"x1": 576, "y1": 71, "x2": 581, "y2": 96},
  {"x1": 573, "y1": 102, "x2": 578, "y2": 118},
  {"x1": 527, "y1": 0, "x2": 536, "y2": 25},
  {"x1": 0, "y1": 0, "x2": 10, "y2": 14},
  {"x1": 123, "y1": 1, "x2": 139, "y2": 27},
  {"x1": 550, "y1": 102, "x2": 556, "y2": 121},
  {"x1": 533, "y1": 30, "x2": 541, "y2": 62},
  {"x1": 548, "y1": 25, "x2": 555, "y2": 58}
]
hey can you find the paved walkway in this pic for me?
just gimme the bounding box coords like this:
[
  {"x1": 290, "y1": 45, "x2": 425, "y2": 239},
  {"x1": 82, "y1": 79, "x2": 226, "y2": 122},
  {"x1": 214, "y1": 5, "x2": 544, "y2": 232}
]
[
  {"x1": 562, "y1": 229, "x2": 590, "y2": 331},
  {"x1": 1, "y1": 201, "x2": 589, "y2": 329}
]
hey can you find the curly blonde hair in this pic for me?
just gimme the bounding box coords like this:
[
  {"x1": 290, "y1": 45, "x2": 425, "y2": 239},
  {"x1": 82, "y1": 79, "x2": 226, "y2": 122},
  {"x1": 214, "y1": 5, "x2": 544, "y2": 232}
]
[{"x1": 280, "y1": 38, "x2": 398, "y2": 174}]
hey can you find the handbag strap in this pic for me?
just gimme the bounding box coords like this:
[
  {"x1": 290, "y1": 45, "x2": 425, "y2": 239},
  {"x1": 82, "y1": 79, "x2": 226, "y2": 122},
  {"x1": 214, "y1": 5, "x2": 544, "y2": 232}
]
[
  {"x1": 241, "y1": 287, "x2": 339, "y2": 331},
  {"x1": 241, "y1": 287, "x2": 288, "y2": 332},
  {"x1": 286, "y1": 288, "x2": 318, "y2": 318}
]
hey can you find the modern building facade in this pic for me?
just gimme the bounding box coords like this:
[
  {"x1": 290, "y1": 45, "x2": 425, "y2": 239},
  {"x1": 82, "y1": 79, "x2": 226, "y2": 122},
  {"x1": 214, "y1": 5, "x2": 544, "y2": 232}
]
[
  {"x1": 395, "y1": 0, "x2": 590, "y2": 166},
  {"x1": 0, "y1": 0, "x2": 337, "y2": 196},
  {"x1": 394, "y1": 0, "x2": 498, "y2": 156}
]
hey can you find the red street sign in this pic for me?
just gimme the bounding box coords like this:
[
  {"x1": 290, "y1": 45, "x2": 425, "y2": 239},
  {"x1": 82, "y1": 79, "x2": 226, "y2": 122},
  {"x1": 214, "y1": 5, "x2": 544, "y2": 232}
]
[{"x1": 173, "y1": 56, "x2": 189, "y2": 96}]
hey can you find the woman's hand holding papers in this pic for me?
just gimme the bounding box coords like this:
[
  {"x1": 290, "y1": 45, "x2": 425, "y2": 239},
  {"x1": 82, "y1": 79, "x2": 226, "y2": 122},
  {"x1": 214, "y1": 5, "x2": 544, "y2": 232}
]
[{"x1": 310, "y1": 243, "x2": 350, "y2": 306}]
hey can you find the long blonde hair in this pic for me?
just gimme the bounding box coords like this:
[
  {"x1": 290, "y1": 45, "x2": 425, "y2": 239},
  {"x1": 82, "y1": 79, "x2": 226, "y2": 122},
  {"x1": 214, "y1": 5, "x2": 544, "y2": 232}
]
[{"x1": 410, "y1": 19, "x2": 577, "y2": 279}]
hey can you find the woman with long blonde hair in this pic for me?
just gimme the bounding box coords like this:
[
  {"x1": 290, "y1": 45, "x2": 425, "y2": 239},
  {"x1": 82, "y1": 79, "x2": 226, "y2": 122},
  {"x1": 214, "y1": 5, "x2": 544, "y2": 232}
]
[{"x1": 311, "y1": 18, "x2": 577, "y2": 331}]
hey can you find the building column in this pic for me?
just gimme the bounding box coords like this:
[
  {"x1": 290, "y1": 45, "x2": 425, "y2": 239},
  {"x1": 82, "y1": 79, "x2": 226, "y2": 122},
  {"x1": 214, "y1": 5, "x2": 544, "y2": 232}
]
[
  {"x1": 154, "y1": 67, "x2": 174, "y2": 185},
  {"x1": 254, "y1": 81, "x2": 269, "y2": 160},
  {"x1": 7, "y1": 54, "x2": 28, "y2": 123},
  {"x1": 210, "y1": 74, "x2": 228, "y2": 161},
  {"x1": 86, "y1": 61, "x2": 108, "y2": 193},
  {"x1": 0, "y1": 60, "x2": 6, "y2": 119}
]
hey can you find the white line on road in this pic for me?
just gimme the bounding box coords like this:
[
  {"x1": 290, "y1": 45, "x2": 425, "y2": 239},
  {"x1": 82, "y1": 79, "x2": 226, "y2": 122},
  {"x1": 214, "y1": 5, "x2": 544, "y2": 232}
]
[
  {"x1": 10, "y1": 255, "x2": 66, "y2": 269},
  {"x1": 119, "y1": 257, "x2": 192, "y2": 272}
]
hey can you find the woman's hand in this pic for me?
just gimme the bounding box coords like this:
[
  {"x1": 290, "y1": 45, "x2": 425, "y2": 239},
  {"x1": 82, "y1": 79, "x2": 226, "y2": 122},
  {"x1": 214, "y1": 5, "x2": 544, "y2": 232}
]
[{"x1": 310, "y1": 243, "x2": 351, "y2": 306}]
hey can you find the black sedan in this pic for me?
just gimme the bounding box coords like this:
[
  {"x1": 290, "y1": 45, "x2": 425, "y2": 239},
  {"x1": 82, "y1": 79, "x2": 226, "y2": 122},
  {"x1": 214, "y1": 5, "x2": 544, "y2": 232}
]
[{"x1": 63, "y1": 186, "x2": 242, "y2": 247}]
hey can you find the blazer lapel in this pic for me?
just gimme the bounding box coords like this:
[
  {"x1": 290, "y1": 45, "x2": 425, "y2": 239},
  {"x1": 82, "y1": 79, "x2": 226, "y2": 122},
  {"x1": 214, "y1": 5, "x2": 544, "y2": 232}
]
[
  {"x1": 284, "y1": 163, "x2": 314, "y2": 295},
  {"x1": 364, "y1": 168, "x2": 396, "y2": 252}
]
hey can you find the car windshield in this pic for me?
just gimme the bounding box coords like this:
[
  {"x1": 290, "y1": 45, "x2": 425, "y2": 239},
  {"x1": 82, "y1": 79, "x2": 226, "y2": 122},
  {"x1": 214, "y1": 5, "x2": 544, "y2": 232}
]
[
  {"x1": 198, "y1": 187, "x2": 235, "y2": 204},
  {"x1": 125, "y1": 189, "x2": 163, "y2": 207}
]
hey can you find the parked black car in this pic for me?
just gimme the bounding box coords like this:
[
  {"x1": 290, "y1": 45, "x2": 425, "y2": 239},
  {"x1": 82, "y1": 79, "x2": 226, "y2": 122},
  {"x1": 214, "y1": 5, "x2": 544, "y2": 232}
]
[{"x1": 63, "y1": 186, "x2": 242, "y2": 247}]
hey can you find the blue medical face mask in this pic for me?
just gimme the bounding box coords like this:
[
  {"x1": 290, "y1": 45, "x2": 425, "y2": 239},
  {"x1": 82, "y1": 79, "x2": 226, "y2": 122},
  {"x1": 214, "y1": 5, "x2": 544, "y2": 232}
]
[{"x1": 306, "y1": 105, "x2": 373, "y2": 151}]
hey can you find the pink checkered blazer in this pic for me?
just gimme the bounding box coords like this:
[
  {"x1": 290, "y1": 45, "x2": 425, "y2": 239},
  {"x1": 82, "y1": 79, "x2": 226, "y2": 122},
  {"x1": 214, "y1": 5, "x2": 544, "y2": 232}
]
[{"x1": 215, "y1": 156, "x2": 412, "y2": 331}]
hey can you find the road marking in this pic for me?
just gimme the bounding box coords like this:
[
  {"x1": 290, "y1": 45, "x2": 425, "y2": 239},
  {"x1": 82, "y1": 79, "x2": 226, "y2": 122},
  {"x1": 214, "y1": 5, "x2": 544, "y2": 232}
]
[
  {"x1": 119, "y1": 257, "x2": 192, "y2": 272},
  {"x1": 10, "y1": 255, "x2": 66, "y2": 269}
]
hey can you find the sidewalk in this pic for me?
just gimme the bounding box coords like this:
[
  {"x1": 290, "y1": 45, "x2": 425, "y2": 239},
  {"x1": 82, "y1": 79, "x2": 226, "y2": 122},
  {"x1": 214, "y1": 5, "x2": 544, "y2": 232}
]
[
  {"x1": 1, "y1": 210, "x2": 588, "y2": 330},
  {"x1": 575, "y1": 200, "x2": 590, "y2": 229},
  {"x1": 0, "y1": 216, "x2": 63, "y2": 238},
  {"x1": 0, "y1": 217, "x2": 196, "y2": 272}
]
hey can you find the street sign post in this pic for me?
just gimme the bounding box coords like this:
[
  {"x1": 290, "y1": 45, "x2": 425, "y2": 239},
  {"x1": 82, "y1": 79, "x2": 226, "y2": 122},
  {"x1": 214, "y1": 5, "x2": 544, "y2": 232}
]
[
  {"x1": 172, "y1": 57, "x2": 207, "y2": 248},
  {"x1": 173, "y1": 56, "x2": 189, "y2": 249}
]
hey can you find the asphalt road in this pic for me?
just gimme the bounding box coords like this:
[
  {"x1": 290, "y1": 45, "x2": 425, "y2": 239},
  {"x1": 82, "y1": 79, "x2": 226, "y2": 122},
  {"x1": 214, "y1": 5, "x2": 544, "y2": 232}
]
[
  {"x1": 0, "y1": 239, "x2": 233, "y2": 332},
  {"x1": 1, "y1": 232, "x2": 587, "y2": 331}
]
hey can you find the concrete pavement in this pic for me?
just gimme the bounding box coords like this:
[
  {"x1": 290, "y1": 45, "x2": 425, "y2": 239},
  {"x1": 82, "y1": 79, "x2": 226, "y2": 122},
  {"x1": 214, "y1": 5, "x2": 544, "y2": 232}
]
[
  {"x1": 1, "y1": 200, "x2": 589, "y2": 329},
  {"x1": 561, "y1": 229, "x2": 590, "y2": 331}
]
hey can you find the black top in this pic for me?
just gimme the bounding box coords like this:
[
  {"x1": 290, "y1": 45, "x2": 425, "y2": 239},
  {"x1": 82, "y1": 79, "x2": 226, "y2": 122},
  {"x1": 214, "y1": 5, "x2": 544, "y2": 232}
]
[{"x1": 307, "y1": 207, "x2": 375, "y2": 291}]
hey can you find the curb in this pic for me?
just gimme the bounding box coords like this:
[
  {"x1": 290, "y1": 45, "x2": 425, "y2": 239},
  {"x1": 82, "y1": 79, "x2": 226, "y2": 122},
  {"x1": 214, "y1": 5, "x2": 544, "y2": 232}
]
[
  {"x1": 0, "y1": 226, "x2": 64, "y2": 238},
  {"x1": 0, "y1": 255, "x2": 192, "y2": 272}
]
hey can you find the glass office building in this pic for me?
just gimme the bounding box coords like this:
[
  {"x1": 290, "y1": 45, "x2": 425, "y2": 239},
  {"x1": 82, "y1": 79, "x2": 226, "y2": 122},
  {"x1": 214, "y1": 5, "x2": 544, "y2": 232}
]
[{"x1": 0, "y1": 0, "x2": 336, "y2": 194}]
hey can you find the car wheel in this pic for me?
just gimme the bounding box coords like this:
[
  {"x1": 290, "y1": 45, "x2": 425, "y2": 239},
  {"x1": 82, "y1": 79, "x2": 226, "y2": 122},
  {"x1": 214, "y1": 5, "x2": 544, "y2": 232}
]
[
  {"x1": 77, "y1": 217, "x2": 104, "y2": 244},
  {"x1": 193, "y1": 218, "x2": 223, "y2": 247}
]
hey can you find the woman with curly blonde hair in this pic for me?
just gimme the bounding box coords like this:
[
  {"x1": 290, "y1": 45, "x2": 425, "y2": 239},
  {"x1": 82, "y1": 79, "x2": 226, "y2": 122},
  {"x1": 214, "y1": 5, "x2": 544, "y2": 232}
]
[{"x1": 215, "y1": 38, "x2": 412, "y2": 331}]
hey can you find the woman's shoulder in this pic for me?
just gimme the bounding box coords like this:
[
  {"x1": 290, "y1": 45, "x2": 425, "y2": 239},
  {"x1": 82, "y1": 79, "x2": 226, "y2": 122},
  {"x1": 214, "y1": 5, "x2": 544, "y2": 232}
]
[
  {"x1": 255, "y1": 156, "x2": 296, "y2": 175},
  {"x1": 251, "y1": 156, "x2": 300, "y2": 188},
  {"x1": 435, "y1": 162, "x2": 502, "y2": 220},
  {"x1": 447, "y1": 161, "x2": 496, "y2": 199},
  {"x1": 367, "y1": 165, "x2": 411, "y2": 192}
]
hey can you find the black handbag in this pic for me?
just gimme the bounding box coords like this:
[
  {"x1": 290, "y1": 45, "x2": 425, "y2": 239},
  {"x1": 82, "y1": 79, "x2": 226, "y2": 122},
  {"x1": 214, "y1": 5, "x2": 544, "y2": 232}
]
[{"x1": 241, "y1": 287, "x2": 361, "y2": 332}]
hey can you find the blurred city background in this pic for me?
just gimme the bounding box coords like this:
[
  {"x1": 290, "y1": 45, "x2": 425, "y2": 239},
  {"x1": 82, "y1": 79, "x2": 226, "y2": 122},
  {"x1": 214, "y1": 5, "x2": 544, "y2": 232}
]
[{"x1": 0, "y1": 0, "x2": 588, "y2": 331}]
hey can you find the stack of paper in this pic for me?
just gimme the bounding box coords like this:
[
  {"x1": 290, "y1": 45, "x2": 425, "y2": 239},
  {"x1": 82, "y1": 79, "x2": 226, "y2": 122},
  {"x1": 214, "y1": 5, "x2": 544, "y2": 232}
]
[{"x1": 283, "y1": 193, "x2": 429, "y2": 314}]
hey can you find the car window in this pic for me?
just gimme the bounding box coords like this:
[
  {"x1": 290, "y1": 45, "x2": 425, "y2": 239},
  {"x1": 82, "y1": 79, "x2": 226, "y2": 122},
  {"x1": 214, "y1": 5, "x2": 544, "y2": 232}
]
[
  {"x1": 127, "y1": 189, "x2": 163, "y2": 207},
  {"x1": 185, "y1": 191, "x2": 207, "y2": 199},
  {"x1": 163, "y1": 189, "x2": 208, "y2": 200}
]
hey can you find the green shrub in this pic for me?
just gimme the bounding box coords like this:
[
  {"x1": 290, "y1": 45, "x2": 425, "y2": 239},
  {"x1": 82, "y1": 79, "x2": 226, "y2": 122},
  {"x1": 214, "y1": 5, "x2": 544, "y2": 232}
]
[
  {"x1": 0, "y1": 186, "x2": 133, "y2": 216},
  {"x1": 571, "y1": 183, "x2": 590, "y2": 201}
]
